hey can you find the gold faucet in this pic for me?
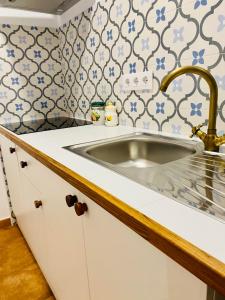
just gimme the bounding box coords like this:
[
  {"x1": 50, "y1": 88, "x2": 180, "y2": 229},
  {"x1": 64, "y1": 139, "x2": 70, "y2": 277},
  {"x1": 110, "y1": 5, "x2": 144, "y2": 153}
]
[{"x1": 160, "y1": 66, "x2": 225, "y2": 152}]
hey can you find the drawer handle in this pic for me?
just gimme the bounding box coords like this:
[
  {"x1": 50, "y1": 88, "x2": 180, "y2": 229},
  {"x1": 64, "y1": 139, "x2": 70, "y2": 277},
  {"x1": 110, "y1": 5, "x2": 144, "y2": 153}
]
[
  {"x1": 9, "y1": 147, "x2": 16, "y2": 154},
  {"x1": 34, "y1": 200, "x2": 42, "y2": 208},
  {"x1": 20, "y1": 161, "x2": 28, "y2": 168},
  {"x1": 65, "y1": 195, "x2": 78, "y2": 207},
  {"x1": 75, "y1": 202, "x2": 88, "y2": 216}
]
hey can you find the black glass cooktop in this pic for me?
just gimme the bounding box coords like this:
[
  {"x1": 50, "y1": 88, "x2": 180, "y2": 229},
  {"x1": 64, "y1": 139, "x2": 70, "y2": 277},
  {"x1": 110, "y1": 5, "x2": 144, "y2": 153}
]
[{"x1": 0, "y1": 117, "x2": 92, "y2": 135}]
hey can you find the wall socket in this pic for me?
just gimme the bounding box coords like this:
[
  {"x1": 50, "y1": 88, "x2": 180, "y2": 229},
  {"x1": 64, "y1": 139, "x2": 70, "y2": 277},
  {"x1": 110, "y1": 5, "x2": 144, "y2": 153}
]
[{"x1": 121, "y1": 71, "x2": 153, "y2": 92}]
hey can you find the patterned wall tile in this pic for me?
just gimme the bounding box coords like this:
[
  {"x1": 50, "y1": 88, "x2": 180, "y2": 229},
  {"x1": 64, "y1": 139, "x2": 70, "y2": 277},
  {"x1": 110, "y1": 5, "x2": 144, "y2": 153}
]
[
  {"x1": 58, "y1": 0, "x2": 224, "y2": 136},
  {"x1": 0, "y1": 24, "x2": 67, "y2": 125}
]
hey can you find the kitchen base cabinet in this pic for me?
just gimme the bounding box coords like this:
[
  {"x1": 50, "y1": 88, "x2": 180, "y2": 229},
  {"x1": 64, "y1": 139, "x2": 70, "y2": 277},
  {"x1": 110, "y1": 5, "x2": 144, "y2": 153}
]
[
  {"x1": 82, "y1": 194, "x2": 207, "y2": 300},
  {"x1": 0, "y1": 136, "x2": 209, "y2": 300}
]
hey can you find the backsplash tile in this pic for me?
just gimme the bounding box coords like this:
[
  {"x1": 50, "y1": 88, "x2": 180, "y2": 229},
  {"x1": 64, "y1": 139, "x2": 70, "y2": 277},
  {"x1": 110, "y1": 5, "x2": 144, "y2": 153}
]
[
  {"x1": 59, "y1": 0, "x2": 225, "y2": 136},
  {"x1": 0, "y1": 24, "x2": 67, "y2": 125},
  {"x1": 0, "y1": 0, "x2": 224, "y2": 136}
]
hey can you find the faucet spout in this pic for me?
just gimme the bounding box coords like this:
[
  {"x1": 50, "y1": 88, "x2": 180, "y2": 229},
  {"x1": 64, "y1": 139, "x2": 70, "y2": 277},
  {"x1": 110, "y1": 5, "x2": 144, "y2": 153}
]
[
  {"x1": 160, "y1": 66, "x2": 224, "y2": 152},
  {"x1": 160, "y1": 66, "x2": 218, "y2": 134}
]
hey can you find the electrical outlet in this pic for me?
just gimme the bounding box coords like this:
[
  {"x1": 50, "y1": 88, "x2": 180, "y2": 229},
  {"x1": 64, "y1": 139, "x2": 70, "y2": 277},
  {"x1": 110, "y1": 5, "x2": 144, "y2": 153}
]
[{"x1": 121, "y1": 71, "x2": 153, "y2": 92}]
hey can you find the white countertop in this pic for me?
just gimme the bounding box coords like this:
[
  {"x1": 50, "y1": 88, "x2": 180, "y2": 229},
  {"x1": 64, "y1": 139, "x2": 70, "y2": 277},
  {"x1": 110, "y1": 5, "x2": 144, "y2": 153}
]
[{"x1": 13, "y1": 125, "x2": 225, "y2": 265}]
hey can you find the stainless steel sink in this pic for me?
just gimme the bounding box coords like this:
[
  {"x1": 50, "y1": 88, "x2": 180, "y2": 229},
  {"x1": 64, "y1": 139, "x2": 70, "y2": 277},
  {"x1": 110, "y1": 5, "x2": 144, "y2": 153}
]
[
  {"x1": 81, "y1": 133, "x2": 197, "y2": 167},
  {"x1": 64, "y1": 132, "x2": 200, "y2": 179},
  {"x1": 64, "y1": 132, "x2": 225, "y2": 223}
]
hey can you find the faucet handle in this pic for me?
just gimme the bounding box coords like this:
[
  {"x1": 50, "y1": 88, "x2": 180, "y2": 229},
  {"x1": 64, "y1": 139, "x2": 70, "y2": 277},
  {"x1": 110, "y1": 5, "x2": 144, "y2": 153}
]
[
  {"x1": 190, "y1": 123, "x2": 205, "y2": 138},
  {"x1": 215, "y1": 133, "x2": 225, "y2": 147}
]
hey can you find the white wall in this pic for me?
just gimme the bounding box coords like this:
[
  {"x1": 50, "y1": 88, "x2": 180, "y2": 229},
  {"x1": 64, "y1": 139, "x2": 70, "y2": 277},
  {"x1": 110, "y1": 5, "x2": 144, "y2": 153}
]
[
  {"x1": 0, "y1": 7, "x2": 59, "y2": 27},
  {"x1": 0, "y1": 162, "x2": 10, "y2": 221},
  {"x1": 0, "y1": 0, "x2": 98, "y2": 28}
]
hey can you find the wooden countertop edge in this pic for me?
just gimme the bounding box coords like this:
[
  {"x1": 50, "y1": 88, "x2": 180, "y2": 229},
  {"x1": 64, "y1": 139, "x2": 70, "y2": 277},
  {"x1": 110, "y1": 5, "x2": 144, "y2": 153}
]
[{"x1": 1, "y1": 126, "x2": 225, "y2": 295}]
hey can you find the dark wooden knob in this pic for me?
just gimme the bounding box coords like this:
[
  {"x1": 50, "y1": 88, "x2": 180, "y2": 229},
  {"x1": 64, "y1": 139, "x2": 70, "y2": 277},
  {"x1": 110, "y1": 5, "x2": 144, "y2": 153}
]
[
  {"x1": 34, "y1": 200, "x2": 42, "y2": 208},
  {"x1": 9, "y1": 147, "x2": 16, "y2": 154},
  {"x1": 65, "y1": 195, "x2": 78, "y2": 207},
  {"x1": 20, "y1": 161, "x2": 28, "y2": 168},
  {"x1": 75, "y1": 202, "x2": 88, "y2": 216}
]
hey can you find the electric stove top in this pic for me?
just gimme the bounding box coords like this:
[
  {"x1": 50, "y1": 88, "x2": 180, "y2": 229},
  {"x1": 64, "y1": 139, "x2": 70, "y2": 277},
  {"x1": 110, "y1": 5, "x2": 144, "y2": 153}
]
[{"x1": 0, "y1": 117, "x2": 92, "y2": 135}]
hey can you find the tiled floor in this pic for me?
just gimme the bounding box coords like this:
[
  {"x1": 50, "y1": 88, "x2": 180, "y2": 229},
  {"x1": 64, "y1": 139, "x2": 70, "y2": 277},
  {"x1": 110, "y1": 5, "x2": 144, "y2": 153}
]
[{"x1": 0, "y1": 222, "x2": 54, "y2": 300}]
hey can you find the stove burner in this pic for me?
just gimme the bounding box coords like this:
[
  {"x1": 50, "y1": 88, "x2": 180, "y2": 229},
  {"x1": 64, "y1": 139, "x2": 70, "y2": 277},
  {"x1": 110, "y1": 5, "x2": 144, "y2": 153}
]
[{"x1": 1, "y1": 117, "x2": 92, "y2": 135}]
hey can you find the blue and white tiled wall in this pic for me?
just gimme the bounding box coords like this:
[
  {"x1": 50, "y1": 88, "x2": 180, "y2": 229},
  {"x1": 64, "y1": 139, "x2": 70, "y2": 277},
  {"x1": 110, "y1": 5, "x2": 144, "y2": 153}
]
[
  {"x1": 0, "y1": 24, "x2": 67, "y2": 125},
  {"x1": 0, "y1": 0, "x2": 224, "y2": 136},
  {"x1": 59, "y1": 0, "x2": 225, "y2": 136}
]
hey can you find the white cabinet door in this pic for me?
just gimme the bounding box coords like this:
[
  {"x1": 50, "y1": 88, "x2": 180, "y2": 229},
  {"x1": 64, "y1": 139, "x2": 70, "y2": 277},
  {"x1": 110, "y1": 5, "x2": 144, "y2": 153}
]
[
  {"x1": 82, "y1": 194, "x2": 168, "y2": 300},
  {"x1": 41, "y1": 172, "x2": 90, "y2": 300},
  {"x1": 82, "y1": 194, "x2": 207, "y2": 300},
  {"x1": 0, "y1": 135, "x2": 21, "y2": 217},
  {"x1": 18, "y1": 172, "x2": 47, "y2": 275}
]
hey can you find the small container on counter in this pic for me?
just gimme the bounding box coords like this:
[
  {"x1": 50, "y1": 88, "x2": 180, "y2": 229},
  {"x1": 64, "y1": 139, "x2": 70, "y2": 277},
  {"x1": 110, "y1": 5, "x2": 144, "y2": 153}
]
[
  {"x1": 91, "y1": 101, "x2": 105, "y2": 125},
  {"x1": 105, "y1": 101, "x2": 118, "y2": 127}
]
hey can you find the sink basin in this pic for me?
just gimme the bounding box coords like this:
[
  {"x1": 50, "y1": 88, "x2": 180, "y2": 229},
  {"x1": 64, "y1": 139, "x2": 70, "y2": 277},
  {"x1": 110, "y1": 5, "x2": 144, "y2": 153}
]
[
  {"x1": 64, "y1": 132, "x2": 199, "y2": 171},
  {"x1": 85, "y1": 134, "x2": 196, "y2": 168}
]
